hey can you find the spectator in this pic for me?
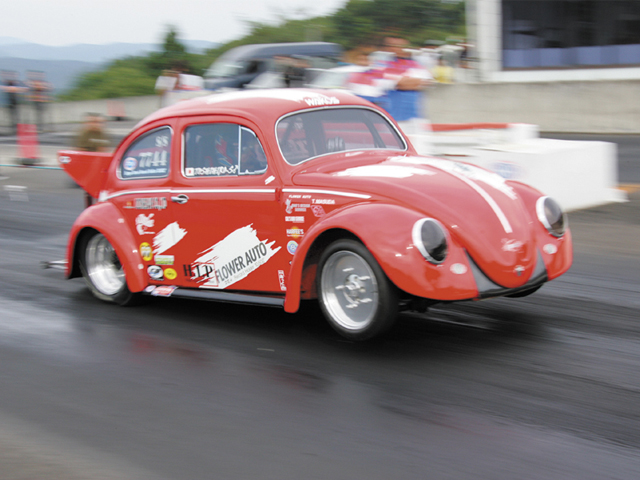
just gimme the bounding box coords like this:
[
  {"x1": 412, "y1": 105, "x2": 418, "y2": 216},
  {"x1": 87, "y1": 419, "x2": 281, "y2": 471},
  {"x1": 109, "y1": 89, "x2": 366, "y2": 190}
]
[
  {"x1": 415, "y1": 41, "x2": 441, "y2": 76},
  {"x1": 437, "y1": 40, "x2": 464, "y2": 82},
  {"x1": 378, "y1": 36, "x2": 433, "y2": 152},
  {"x1": 346, "y1": 48, "x2": 394, "y2": 111},
  {"x1": 433, "y1": 57, "x2": 454, "y2": 84},
  {"x1": 76, "y1": 113, "x2": 110, "y2": 152},
  {"x1": 155, "y1": 69, "x2": 179, "y2": 108},
  {"x1": 1, "y1": 70, "x2": 27, "y2": 135},
  {"x1": 26, "y1": 70, "x2": 52, "y2": 133}
]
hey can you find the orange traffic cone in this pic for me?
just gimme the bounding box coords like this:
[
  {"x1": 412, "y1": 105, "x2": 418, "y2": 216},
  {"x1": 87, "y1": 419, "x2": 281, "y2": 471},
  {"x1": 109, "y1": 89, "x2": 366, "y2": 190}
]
[{"x1": 17, "y1": 123, "x2": 40, "y2": 166}]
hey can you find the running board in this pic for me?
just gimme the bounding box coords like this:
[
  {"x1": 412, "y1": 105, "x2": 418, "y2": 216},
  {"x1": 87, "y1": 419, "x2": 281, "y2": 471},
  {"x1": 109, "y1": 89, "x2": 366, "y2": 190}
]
[{"x1": 142, "y1": 285, "x2": 285, "y2": 308}]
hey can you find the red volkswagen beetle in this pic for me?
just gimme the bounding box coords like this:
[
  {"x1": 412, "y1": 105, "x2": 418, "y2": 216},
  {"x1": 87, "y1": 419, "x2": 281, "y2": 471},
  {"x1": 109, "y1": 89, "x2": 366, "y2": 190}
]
[{"x1": 59, "y1": 89, "x2": 572, "y2": 340}]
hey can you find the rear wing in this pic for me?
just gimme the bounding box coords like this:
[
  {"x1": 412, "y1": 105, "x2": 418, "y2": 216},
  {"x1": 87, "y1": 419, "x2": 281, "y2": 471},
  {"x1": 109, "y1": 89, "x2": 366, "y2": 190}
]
[{"x1": 58, "y1": 150, "x2": 113, "y2": 200}]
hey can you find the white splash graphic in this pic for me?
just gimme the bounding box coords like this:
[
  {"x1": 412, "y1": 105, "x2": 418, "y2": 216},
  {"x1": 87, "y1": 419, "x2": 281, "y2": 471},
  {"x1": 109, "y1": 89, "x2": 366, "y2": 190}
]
[
  {"x1": 153, "y1": 222, "x2": 187, "y2": 254},
  {"x1": 335, "y1": 165, "x2": 436, "y2": 179},
  {"x1": 189, "y1": 225, "x2": 280, "y2": 289},
  {"x1": 135, "y1": 213, "x2": 155, "y2": 235}
]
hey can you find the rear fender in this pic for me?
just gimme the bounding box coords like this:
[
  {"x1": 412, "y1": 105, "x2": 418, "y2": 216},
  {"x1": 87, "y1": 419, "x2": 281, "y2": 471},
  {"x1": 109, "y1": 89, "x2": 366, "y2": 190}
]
[
  {"x1": 284, "y1": 203, "x2": 478, "y2": 313},
  {"x1": 67, "y1": 202, "x2": 146, "y2": 292}
]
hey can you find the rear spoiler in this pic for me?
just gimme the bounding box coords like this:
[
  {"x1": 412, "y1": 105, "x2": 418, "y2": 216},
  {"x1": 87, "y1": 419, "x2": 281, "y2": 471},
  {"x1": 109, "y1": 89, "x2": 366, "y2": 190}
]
[{"x1": 58, "y1": 150, "x2": 113, "y2": 200}]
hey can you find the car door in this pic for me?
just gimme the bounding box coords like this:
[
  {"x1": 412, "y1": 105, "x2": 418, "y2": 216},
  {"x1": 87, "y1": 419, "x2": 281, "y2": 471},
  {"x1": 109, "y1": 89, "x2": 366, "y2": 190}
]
[{"x1": 167, "y1": 116, "x2": 289, "y2": 294}]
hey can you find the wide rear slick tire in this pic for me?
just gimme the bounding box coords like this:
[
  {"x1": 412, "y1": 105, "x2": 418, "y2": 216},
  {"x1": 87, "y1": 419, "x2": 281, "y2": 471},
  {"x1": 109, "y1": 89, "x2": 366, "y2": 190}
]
[
  {"x1": 78, "y1": 231, "x2": 139, "y2": 306},
  {"x1": 317, "y1": 239, "x2": 398, "y2": 341}
]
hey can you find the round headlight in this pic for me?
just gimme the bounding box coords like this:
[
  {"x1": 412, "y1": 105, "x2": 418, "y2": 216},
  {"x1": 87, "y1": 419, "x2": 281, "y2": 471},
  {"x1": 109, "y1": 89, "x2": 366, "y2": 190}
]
[
  {"x1": 412, "y1": 218, "x2": 448, "y2": 264},
  {"x1": 536, "y1": 196, "x2": 567, "y2": 237}
]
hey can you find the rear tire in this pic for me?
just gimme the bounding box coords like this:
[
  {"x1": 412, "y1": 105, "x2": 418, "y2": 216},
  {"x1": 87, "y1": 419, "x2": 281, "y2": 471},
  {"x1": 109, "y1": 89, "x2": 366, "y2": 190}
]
[
  {"x1": 79, "y1": 231, "x2": 138, "y2": 305},
  {"x1": 317, "y1": 239, "x2": 398, "y2": 341}
]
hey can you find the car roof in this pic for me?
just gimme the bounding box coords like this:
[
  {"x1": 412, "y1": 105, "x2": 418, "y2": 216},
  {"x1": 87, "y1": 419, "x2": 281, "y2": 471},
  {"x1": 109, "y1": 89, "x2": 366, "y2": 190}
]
[
  {"x1": 215, "y1": 42, "x2": 343, "y2": 62},
  {"x1": 136, "y1": 88, "x2": 378, "y2": 130}
]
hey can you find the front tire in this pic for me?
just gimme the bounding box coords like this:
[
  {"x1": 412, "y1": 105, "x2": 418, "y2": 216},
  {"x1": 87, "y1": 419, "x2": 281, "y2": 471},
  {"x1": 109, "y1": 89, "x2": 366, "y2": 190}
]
[
  {"x1": 79, "y1": 231, "x2": 138, "y2": 305},
  {"x1": 317, "y1": 239, "x2": 398, "y2": 341}
]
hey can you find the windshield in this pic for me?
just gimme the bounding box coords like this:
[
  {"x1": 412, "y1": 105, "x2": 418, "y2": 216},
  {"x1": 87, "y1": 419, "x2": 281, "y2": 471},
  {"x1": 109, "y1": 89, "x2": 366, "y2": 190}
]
[
  {"x1": 276, "y1": 107, "x2": 406, "y2": 165},
  {"x1": 207, "y1": 61, "x2": 242, "y2": 78}
]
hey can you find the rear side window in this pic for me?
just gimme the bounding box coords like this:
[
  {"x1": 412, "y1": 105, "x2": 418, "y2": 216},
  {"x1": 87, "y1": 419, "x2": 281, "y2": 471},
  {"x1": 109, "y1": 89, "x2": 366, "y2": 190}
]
[
  {"x1": 120, "y1": 127, "x2": 171, "y2": 180},
  {"x1": 183, "y1": 123, "x2": 267, "y2": 177}
]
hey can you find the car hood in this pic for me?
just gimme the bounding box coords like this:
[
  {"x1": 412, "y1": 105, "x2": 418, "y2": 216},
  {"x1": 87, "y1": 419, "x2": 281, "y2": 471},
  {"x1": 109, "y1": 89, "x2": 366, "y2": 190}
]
[{"x1": 292, "y1": 154, "x2": 538, "y2": 288}]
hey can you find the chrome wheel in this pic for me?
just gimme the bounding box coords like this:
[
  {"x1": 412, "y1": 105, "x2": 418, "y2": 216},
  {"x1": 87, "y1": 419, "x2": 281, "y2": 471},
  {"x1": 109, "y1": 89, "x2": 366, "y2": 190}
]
[
  {"x1": 317, "y1": 239, "x2": 398, "y2": 340},
  {"x1": 321, "y1": 251, "x2": 378, "y2": 330},
  {"x1": 84, "y1": 233, "x2": 126, "y2": 296}
]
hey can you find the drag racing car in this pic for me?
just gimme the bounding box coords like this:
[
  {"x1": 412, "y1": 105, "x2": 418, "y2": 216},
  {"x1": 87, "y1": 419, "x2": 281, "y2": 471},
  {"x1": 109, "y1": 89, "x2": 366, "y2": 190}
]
[{"x1": 58, "y1": 89, "x2": 572, "y2": 340}]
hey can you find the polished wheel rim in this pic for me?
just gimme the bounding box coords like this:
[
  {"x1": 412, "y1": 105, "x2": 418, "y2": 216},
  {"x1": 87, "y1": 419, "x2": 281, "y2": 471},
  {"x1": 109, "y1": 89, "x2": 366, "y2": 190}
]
[
  {"x1": 85, "y1": 234, "x2": 125, "y2": 296},
  {"x1": 320, "y1": 251, "x2": 378, "y2": 331}
]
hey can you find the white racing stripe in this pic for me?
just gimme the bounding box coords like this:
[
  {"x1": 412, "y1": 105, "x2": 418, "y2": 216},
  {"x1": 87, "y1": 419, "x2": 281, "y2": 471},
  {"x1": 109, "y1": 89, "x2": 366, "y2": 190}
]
[
  {"x1": 454, "y1": 174, "x2": 513, "y2": 233},
  {"x1": 101, "y1": 188, "x2": 274, "y2": 201}
]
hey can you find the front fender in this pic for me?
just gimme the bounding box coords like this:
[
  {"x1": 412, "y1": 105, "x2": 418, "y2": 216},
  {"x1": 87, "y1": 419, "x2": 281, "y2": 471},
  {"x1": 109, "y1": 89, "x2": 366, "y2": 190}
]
[
  {"x1": 67, "y1": 202, "x2": 146, "y2": 292},
  {"x1": 284, "y1": 203, "x2": 479, "y2": 313}
]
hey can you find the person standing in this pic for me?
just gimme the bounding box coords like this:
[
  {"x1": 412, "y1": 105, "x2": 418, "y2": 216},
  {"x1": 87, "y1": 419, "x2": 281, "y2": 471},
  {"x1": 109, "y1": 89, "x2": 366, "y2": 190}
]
[
  {"x1": 27, "y1": 71, "x2": 52, "y2": 133},
  {"x1": 76, "y1": 113, "x2": 110, "y2": 152},
  {"x1": 379, "y1": 36, "x2": 433, "y2": 154},
  {"x1": 1, "y1": 70, "x2": 27, "y2": 135}
]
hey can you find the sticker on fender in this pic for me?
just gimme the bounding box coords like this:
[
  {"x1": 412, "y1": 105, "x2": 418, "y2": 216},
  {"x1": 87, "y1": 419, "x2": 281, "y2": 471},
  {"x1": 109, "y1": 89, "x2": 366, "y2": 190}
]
[{"x1": 147, "y1": 285, "x2": 177, "y2": 297}]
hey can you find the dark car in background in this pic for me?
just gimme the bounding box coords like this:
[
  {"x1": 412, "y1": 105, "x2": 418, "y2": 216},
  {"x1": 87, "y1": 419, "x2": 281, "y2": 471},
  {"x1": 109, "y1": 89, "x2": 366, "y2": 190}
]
[{"x1": 204, "y1": 42, "x2": 343, "y2": 91}]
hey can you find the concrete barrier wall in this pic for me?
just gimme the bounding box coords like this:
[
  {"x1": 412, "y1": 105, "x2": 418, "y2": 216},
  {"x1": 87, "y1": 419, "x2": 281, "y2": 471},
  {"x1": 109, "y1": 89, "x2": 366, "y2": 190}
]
[
  {"x1": 2, "y1": 79, "x2": 639, "y2": 133},
  {"x1": 428, "y1": 80, "x2": 640, "y2": 134}
]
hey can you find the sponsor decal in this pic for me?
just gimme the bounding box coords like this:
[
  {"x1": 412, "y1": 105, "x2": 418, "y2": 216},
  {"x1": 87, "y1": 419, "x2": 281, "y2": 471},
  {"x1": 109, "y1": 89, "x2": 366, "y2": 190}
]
[
  {"x1": 285, "y1": 197, "x2": 311, "y2": 214},
  {"x1": 501, "y1": 239, "x2": 524, "y2": 252},
  {"x1": 154, "y1": 254, "x2": 174, "y2": 265},
  {"x1": 311, "y1": 205, "x2": 326, "y2": 217},
  {"x1": 123, "y1": 157, "x2": 138, "y2": 171},
  {"x1": 186, "y1": 165, "x2": 239, "y2": 177},
  {"x1": 303, "y1": 95, "x2": 340, "y2": 107},
  {"x1": 286, "y1": 227, "x2": 304, "y2": 238},
  {"x1": 312, "y1": 198, "x2": 335, "y2": 205},
  {"x1": 147, "y1": 265, "x2": 164, "y2": 280},
  {"x1": 278, "y1": 270, "x2": 287, "y2": 291},
  {"x1": 287, "y1": 240, "x2": 298, "y2": 255},
  {"x1": 164, "y1": 268, "x2": 177, "y2": 280},
  {"x1": 150, "y1": 285, "x2": 177, "y2": 297},
  {"x1": 153, "y1": 222, "x2": 187, "y2": 254},
  {"x1": 285, "y1": 216, "x2": 305, "y2": 223},
  {"x1": 140, "y1": 242, "x2": 153, "y2": 261},
  {"x1": 135, "y1": 213, "x2": 155, "y2": 235},
  {"x1": 123, "y1": 197, "x2": 167, "y2": 210},
  {"x1": 143, "y1": 285, "x2": 156, "y2": 293},
  {"x1": 185, "y1": 225, "x2": 280, "y2": 289}
]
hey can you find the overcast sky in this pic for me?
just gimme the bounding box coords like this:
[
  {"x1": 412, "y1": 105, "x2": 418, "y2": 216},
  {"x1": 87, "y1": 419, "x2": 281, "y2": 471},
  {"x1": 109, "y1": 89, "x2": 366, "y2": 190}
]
[{"x1": 1, "y1": 0, "x2": 347, "y2": 46}]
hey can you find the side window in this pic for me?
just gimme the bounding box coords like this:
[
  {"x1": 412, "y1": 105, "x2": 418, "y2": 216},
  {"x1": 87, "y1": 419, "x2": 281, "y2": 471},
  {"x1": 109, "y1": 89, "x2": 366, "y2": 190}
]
[
  {"x1": 120, "y1": 127, "x2": 171, "y2": 180},
  {"x1": 184, "y1": 123, "x2": 267, "y2": 177}
]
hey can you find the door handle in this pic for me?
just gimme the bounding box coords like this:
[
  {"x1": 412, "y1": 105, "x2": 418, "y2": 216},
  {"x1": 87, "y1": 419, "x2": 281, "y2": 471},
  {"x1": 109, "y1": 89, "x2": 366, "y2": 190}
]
[{"x1": 171, "y1": 194, "x2": 189, "y2": 204}]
